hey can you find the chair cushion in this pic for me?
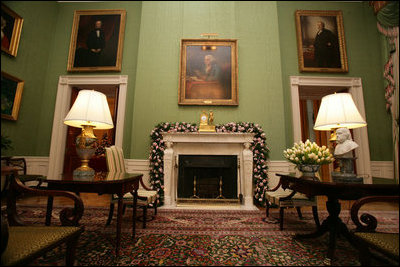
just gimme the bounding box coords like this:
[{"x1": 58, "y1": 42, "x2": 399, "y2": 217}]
[
  {"x1": 113, "y1": 189, "x2": 157, "y2": 205},
  {"x1": 265, "y1": 188, "x2": 316, "y2": 207},
  {"x1": 137, "y1": 189, "x2": 158, "y2": 204},
  {"x1": 1, "y1": 226, "x2": 83, "y2": 266},
  {"x1": 354, "y1": 232, "x2": 399, "y2": 257}
]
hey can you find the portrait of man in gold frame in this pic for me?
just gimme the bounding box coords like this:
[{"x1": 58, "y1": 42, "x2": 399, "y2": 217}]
[
  {"x1": 1, "y1": 3, "x2": 23, "y2": 57},
  {"x1": 1, "y1": 71, "x2": 24, "y2": 121},
  {"x1": 67, "y1": 9, "x2": 126, "y2": 72},
  {"x1": 179, "y1": 39, "x2": 238, "y2": 106},
  {"x1": 295, "y1": 10, "x2": 348, "y2": 73}
]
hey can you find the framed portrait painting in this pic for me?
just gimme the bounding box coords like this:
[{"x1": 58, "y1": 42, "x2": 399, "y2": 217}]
[
  {"x1": 67, "y1": 9, "x2": 126, "y2": 72},
  {"x1": 1, "y1": 71, "x2": 24, "y2": 121},
  {"x1": 1, "y1": 3, "x2": 24, "y2": 57},
  {"x1": 178, "y1": 39, "x2": 238, "y2": 106},
  {"x1": 295, "y1": 10, "x2": 348, "y2": 73}
]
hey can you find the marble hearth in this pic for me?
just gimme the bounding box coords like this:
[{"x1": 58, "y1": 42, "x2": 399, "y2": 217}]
[{"x1": 162, "y1": 132, "x2": 257, "y2": 210}]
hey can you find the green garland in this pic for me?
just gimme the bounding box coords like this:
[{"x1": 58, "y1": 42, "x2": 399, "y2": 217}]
[{"x1": 149, "y1": 122, "x2": 270, "y2": 206}]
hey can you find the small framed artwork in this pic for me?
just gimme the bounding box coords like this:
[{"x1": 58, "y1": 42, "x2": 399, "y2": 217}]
[
  {"x1": 67, "y1": 9, "x2": 126, "y2": 72},
  {"x1": 178, "y1": 39, "x2": 238, "y2": 106},
  {"x1": 1, "y1": 3, "x2": 24, "y2": 57},
  {"x1": 1, "y1": 71, "x2": 24, "y2": 121},
  {"x1": 295, "y1": 10, "x2": 348, "y2": 73}
]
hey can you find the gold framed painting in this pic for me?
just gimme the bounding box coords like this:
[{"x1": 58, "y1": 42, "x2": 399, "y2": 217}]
[
  {"x1": 1, "y1": 3, "x2": 24, "y2": 57},
  {"x1": 67, "y1": 9, "x2": 126, "y2": 72},
  {"x1": 295, "y1": 10, "x2": 348, "y2": 73},
  {"x1": 1, "y1": 71, "x2": 24, "y2": 121},
  {"x1": 178, "y1": 39, "x2": 238, "y2": 106}
]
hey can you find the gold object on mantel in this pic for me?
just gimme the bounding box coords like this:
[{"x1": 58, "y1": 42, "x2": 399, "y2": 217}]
[{"x1": 199, "y1": 110, "x2": 216, "y2": 132}]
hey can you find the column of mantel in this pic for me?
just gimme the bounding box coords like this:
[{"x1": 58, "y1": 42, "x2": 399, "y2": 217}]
[
  {"x1": 163, "y1": 141, "x2": 174, "y2": 207},
  {"x1": 242, "y1": 142, "x2": 254, "y2": 209}
]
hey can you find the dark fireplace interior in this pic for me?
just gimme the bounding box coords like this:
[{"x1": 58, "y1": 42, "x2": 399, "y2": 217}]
[{"x1": 178, "y1": 155, "x2": 237, "y2": 199}]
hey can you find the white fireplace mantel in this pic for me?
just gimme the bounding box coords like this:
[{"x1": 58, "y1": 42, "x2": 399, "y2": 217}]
[{"x1": 162, "y1": 132, "x2": 257, "y2": 210}]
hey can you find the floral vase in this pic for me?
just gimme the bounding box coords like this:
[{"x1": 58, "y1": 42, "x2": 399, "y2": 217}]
[{"x1": 297, "y1": 164, "x2": 320, "y2": 180}]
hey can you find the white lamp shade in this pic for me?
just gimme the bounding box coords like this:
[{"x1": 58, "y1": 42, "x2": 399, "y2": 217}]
[
  {"x1": 64, "y1": 90, "x2": 114, "y2": 129},
  {"x1": 313, "y1": 92, "x2": 367, "y2": 131}
]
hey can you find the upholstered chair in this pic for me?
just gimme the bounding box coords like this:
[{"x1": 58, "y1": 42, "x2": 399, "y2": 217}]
[
  {"x1": 105, "y1": 146, "x2": 158, "y2": 228},
  {"x1": 350, "y1": 195, "x2": 399, "y2": 266},
  {"x1": 264, "y1": 174, "x2": 320, "y2": 230},
  {"x1": 1, "y1": 166, "x2": 84, "y2": 266},
  {"x1": 1, "y1": 157, "x2": 45, "y2": 188}
]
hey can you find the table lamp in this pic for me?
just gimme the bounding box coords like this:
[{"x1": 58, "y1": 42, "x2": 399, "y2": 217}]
[
  {"x1": 64, "y1": 90, "x2": 114, "y2": 176},
  {"x1": 313, "y1": 92, "x2": 367, "y2": 182}
]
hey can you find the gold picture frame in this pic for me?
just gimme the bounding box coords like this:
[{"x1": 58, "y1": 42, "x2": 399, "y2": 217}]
[
  {"x1": 178, "y1": 39, "x2": 238, "y2": 106},
  {"x1": 295, "y1": 10, "x2": 348, "y2": 73},
  {"x1": 1, "y1": 71, "x2": 24, "y2": 121},
  {"x1": 67, "y1": 9, "x2": 126, "y2": 72},
  {"x1": 1, "y1": 3, "x2": 24, "y2": 57}
]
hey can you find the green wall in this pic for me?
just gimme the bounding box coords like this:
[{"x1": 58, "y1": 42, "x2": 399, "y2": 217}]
[
  {"x1": 277, "y1": 1, "x2": 393, "y2": 161},
  {"x1": 1, "y1": 1, "x2": 142, "y2": 157},
  {"x1": 2, "y1": 1, "x2": 58, "y2": 156},
  {"x1": 130, "y1": 1, "x2": 285, "y2": 159},
  {"x1": 1, "y1": 1, "x2": 393, "y2": 164}
]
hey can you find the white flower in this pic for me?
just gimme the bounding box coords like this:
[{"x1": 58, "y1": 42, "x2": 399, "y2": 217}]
[{"x1": 283, "y1": 139, "x2": 333, "y2": 165}]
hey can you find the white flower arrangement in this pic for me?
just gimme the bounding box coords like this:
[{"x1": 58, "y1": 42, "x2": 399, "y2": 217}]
[{"x1": 283, "y1": 139, "x2": 334, "y2": 166}]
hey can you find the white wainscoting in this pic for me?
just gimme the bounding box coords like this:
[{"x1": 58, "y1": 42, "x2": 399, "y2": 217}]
[
  {"x1": 22, "y1": 157, "x2": 49, "y2": 176},
  {"x1": 370, "y1": 161, "x2": 394, "y2": 179},
  {"x1": 20, "y1": 157, "x2": 396, "y2": 185},
  {"x1": 125, "y1": 159, "x2": 151, "y2": 187}
]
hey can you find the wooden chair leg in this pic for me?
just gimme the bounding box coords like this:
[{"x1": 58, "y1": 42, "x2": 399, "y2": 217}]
[
  {"x1": 312, "y1": 206, "x2": 320, "y2": 228},
  {"x1": 359, "y1": 245, "x2": 371, "y2": 266},
  {"x1": 265, "y1": 201, "x2": 270, "y2": 217},
  {"x1": 65, "y1": 233, "x2": 81, "y2": 266},
  {"x1": 142, "y1": 206, "x2": 147, "y2": 229},
  {"x1": 296, "y1": 207, "x2": 303, "y2": 219},
  {"x1": 279, "y1": 207, "x2": 284, "y2": 230},
  {"x1": 106, "y1": 203, "x2": 114, "y2": 226},
  {"x1": 154, "y1": 199, "x2": 158, "y2": 215}
]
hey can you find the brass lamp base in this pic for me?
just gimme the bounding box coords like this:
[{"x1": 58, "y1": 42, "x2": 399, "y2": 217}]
[
  {"x1": 329, "y1": 128, "x2": 339, "y2": 142},
  {"x1": 73, "y1": 159, "x2": 95, "y2": 176},
  {"x1": 74, "y1": 125, "x2": 97, "y2": 176}
]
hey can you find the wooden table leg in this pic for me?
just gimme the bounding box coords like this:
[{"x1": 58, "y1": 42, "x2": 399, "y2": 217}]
[
  {"x1": 45, "y1": 196, "x2": 54, "y2": 226},
  {"x1": 132, "y1": 190, "x2": 137, "y2": 239},
  {"x1": 295, "y1": 197, "x2": 347, "y2": 263},
  {"x1": 116, "y1": 194, "x2": 123, "y2": 257}
]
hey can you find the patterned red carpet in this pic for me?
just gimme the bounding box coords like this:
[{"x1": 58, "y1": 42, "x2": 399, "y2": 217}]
[{"x1": 16, "y1": 205, "x2": 398, "y2": 266}]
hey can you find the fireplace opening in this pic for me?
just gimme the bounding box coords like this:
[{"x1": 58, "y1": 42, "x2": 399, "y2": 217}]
[{"x1": 177, "y1": 155, "x2": 238, "y2": 200}]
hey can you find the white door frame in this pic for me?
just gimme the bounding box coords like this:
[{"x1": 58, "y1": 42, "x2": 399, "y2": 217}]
[
  {"x1": 47, "y1": 75, "x2": 128, "y2": 179},
  {"x1": 290, "y1": 76, "x2": 372, "y2": 184}
]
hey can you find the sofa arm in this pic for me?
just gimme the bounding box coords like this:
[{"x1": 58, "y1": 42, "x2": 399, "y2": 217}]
[
  {"x1": 3, "y1": 167, "x2": 84, "y2": 227},
  {"x1": 351, "y1": 195, "x2": 399, "y2": 232}
]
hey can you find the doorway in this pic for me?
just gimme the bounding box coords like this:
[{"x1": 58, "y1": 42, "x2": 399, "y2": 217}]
[
  {"x1": 48, "y1": 75, "x2": 128, "y2": 179},
  {"x1": 299, "y1": 86, "x2": 348, "y2": 182},
  {"x1": 290, "y1": 76, "x2": 372, "y2": 184},
  {"x1": 63, "y1": 85, "x2": 119, "y2": 175}
]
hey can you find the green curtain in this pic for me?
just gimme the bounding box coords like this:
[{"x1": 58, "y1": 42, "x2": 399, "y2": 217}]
[
  {"x1": 374, "y1": 1, "x2": 399, "y2": 184},
  {"x1": 376, "y1": 1, "x2": 399, "y2": 27}
]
